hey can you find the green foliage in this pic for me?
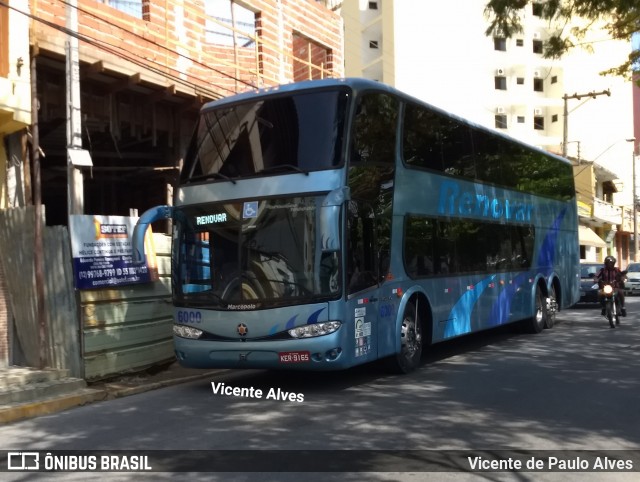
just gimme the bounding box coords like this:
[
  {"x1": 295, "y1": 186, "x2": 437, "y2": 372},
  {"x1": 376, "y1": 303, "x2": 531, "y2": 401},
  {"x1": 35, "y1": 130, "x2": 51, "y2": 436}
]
[{"x1": 484, "y1": 0, "x2": 640, "y2": 81}]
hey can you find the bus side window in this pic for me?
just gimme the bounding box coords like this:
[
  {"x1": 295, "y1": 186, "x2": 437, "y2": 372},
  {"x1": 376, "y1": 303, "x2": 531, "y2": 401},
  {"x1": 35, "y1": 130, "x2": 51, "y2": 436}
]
[
  {"x1": 347, "y1": 92, "x2": 397, "y2": 293},
  {"x1": 346, "y1": 201, "x2": 378, "y2": 294},
  {"x1": 351, "y1": 93, "x2": 397, "y2": 166},
  {"x1": 402, "y1": 102, "x2": 474, "y2": 178}
]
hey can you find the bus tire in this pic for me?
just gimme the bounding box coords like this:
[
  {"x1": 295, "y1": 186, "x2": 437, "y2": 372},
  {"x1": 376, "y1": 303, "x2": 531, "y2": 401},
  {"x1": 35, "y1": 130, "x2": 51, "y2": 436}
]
[
  {"x1": 524, "y1": 284, "x2": 547, "y2": 334},
  {"x1": 386, "y1": 301, "x2": 423, "y2": 374},
  {"x1": 545, "y1": 284, "x2": 557, "y2": 329}
]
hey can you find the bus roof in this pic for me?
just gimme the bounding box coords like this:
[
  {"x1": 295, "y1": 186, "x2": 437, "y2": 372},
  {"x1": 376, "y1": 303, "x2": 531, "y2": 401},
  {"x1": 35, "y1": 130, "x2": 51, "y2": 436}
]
[{"x1": 200, "y1": 77, "x2": 571, "y2": 167}]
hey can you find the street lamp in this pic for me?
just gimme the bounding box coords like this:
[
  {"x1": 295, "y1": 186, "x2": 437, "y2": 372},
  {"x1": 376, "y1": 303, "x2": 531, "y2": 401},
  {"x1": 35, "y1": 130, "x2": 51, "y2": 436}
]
[{"x1": 627, "y1": 138, "x2": 637, "y2": 262}]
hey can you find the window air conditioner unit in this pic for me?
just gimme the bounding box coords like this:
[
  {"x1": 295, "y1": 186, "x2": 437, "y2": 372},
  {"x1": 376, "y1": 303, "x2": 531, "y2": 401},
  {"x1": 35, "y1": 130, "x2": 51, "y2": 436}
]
[
  {"x1": 496, "y1": 106, "x2": 506, "y2": 114},
  {"x1": 495, "y1": 67, "x2": 506, "y2": 76},
  {"x1": 534, "y1": 108, "x2": 543, "y2": 116}
]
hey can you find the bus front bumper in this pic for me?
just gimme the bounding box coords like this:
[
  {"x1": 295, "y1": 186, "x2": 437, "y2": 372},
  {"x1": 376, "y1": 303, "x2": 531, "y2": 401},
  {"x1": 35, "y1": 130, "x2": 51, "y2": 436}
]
[{"x1": 173, "y1": 332, "x2": 351, "y2": 371}]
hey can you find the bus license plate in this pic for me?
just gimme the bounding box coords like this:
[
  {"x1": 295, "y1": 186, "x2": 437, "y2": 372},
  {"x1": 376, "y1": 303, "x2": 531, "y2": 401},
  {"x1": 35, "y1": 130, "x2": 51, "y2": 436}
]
[{"x1": 279, "y1": 351, "x2": 310, "y2": 363}]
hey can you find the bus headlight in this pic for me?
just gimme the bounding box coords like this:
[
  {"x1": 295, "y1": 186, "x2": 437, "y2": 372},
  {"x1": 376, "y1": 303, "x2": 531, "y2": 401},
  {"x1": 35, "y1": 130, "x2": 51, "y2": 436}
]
[
  {"x1": 288, "y1": 321, "x2": 341, "y2": 339},
  {"x1": 174, "y1": 324, "x2": 203, "y2": 339}
]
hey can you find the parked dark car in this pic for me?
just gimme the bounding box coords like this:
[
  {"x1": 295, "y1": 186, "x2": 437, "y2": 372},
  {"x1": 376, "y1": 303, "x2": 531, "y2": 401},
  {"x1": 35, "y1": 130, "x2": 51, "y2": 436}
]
[{"x1": 579, "y1": 262, "x2": 601, "y2": 303}]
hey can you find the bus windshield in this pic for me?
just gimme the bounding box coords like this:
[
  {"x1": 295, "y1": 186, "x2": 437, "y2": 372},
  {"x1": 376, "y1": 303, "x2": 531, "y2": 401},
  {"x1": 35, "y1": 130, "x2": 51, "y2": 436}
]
[
  {"x1": 181, "y1": 88, "x2": 350, "y2": 183},
  {"x1": 173, "y1": 195, "x2": 341, "y2": 309}
]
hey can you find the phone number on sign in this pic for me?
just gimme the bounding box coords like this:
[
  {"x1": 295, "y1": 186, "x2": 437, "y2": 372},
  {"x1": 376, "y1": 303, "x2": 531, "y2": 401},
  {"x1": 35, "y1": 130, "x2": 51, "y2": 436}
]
[{"x1": 78, "y1": 266, "x2": 148, "y2": 279}]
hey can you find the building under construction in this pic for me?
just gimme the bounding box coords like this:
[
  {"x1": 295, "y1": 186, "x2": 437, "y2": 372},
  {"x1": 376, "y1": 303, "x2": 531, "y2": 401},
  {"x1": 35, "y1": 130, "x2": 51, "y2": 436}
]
[{"x1": 0, "y1": 0, "x2": 343, "y2": 378}]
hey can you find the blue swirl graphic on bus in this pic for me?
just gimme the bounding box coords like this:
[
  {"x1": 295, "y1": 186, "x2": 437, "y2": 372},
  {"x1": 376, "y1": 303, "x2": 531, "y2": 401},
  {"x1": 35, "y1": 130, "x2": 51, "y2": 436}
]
[
  {"x1": 268, "y1": 308, "x2": 326, "y2": 335},
  {"x1": 307, "y1": 308, "x2": 326, "y2": 324},
  {"x1": 445, "y1": 275, "x2": 496, "y2": 338},
  {"x1": 537, "y1": 208, "x2": 566, "y2": 271},
  {"x1": 487, "y1": 209, "x2": 566, "y2": 326},
  {"x1": 489, "y1": 272, "x2": 529, "y2": 325}
]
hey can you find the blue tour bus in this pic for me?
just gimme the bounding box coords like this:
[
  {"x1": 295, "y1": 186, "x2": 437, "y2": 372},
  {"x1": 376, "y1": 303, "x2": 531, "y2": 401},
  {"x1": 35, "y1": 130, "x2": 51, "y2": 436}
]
[{"x1": 133, "y1": 78, "x2": 580, "y2": 373}]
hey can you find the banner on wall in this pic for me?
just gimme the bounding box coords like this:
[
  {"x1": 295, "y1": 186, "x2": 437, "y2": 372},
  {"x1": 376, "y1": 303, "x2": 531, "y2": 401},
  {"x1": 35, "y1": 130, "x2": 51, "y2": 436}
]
[{"x1": 69, "y1": 215, "x2": 159, "y2": 290}]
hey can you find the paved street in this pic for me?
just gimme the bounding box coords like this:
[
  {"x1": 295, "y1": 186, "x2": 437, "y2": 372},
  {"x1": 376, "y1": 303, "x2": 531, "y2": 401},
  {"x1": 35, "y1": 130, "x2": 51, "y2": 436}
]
[{"x1": 1, "y1": 298, "x2": 639, "y2": 481}]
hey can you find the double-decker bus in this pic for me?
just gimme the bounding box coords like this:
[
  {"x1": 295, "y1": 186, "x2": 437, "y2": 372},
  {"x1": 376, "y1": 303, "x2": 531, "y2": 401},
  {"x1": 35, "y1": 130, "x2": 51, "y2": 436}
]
[{"x1": 133, "y1": 78, "x2": 580, "y2": 373}]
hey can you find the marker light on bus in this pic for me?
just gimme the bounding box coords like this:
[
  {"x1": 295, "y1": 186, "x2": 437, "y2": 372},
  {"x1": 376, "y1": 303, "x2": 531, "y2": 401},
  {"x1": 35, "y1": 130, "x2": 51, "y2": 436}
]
[
  {"x1": 174, "y1": 324, "x2": 204, "y2": 339},
  {"x1": 288, "y1": 321, "x2": 342, "y2": 339}
]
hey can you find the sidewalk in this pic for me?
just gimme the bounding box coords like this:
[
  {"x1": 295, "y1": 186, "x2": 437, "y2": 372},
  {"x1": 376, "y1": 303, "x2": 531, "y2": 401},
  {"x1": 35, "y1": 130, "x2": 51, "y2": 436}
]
[{"x1": 0, "y1": 362, "x2": 225, "y2": 424}]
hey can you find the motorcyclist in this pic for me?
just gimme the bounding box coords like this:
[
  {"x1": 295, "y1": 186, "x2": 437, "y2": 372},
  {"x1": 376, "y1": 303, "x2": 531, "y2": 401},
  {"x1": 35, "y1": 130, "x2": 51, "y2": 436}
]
[{"x1": 595, "y1": 255, "x2": 627, "y2": 318}]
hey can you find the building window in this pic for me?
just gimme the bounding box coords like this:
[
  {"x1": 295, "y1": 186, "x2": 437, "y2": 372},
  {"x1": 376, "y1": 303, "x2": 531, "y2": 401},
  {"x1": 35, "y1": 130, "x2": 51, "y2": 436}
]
[
  {"x1": 551, "y1": 75, "x2": 558, "y2": 84},
  {"x1": 533, "y1": 39, "x2": 543, "y2": 54},
  {"x1": 532, "y1": 3, "x2": 543, "y2": 17},
  {"x1": 494, "y1": 37, "x2": 507, "y2": 51},
  {"x1": 533, "y1": 78, "x2": 544, "y2": 92},
  {"x1": 516, "y1": 39, "x2": 524, "y2": 47},
  {"x1": 368, "y1": 1, "x2": 378, "y2": 9},
  {"x1": 495, "y1": 76, "x2": 507, "y2": 90},
  {"x1": 495, "y1": 115, "x2": 508, "y2": 129},
  {"x1": 552, "y1": 114, "x2": 558, "y2": 122},
  {"x1": 517, "y1": 116, "x2": 525, "y2": 123},
  {"x1": 516, "y1": 77, "x2": 524, "y2": 85},
  {"x1": 534, "y1": 116, "x2": 545, "y2": 130},
  {"x1": 99, "y1": 0, "x2": 143, "y2": 18},
  {"x1": 205, "y1": 0, "x2": 256, "y2": 47},
  {"x1": 369, "y1": 40, "x2": 379, "y2": 49},
  {"x1": 293, "y1": 34, "x2": 332, "y2": 81}
]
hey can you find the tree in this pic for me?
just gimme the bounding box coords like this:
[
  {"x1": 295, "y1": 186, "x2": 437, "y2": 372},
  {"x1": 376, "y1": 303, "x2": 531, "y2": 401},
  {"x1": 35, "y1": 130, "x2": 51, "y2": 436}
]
[{"x1": 484, "y1": 0, "x2": 640, "y2": 80}]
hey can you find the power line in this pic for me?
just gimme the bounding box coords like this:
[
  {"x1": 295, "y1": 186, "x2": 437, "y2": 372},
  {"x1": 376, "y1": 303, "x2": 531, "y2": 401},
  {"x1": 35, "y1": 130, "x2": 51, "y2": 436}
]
[
  {"x1": 55, "y1": 0, "x2": 258, "y2": 92},
  {"x1": 0, "y1": 0, "x2": 253, "y2": 98}
]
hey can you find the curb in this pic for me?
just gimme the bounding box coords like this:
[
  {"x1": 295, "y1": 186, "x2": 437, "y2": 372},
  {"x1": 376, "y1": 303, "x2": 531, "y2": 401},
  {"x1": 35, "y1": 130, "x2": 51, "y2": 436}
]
[
  {"x1": 0, "y1": 370, "x2": 227, "y2": 424},
  {"x1": 0, "y1": 389, "x2": 108, "y2": 424},
  {"x1": 103, "y1": 370, "x2": 224, "y2": 399}
]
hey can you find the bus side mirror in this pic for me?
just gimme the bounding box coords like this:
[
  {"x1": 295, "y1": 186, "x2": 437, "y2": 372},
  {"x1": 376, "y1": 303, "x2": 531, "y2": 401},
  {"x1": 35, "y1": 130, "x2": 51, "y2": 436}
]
[
  {"x1": 320, "y1": 187, "x2": 350, "y2": 252},
  {"x1": 132, "y1": 205, "x2": 174, "y2": 263}
]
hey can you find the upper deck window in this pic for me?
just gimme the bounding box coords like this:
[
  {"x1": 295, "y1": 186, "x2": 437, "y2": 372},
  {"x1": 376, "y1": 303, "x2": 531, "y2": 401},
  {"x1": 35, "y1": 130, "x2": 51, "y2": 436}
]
[
  {"x1": 182, "y1": 89, "x2": 349, "y2": 183},
  {"x1": 351, "y1": 92, "x2": 398, "y2": 166},
  {"x1": 402, "y1": 102, "x2": 574, "y2": 200}
]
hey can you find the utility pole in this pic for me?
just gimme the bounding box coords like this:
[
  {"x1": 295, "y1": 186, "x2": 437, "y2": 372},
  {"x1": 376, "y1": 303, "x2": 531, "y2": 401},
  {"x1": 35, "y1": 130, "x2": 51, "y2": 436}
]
[
  {"x1": 31, "y1": 53, "x2": 48, "y2": 369},
  {"x1": 66, "y1": 0, "x2": 85, "y2": 215},
  {"x1": 562, "y1": 89, "x2": 611, "y2": 158},
  {"x1": 634, "y1": 149, "x2": 638, "y2": 262},
  {"x1": 628, "y1": 138, "x2": 638, "y2": 262}
]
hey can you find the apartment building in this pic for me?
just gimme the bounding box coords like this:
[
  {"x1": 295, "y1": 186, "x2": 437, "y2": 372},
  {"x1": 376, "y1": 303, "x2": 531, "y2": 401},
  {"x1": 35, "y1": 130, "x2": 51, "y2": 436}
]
[{"x1": 340, "y1": 0, "x2": 636, "y2": 264}]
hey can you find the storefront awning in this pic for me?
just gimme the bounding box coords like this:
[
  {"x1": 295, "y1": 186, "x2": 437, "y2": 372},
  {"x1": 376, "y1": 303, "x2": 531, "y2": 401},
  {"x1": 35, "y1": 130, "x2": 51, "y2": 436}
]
[{"x1": 579, "y1": 225, "x2": 607, "y2": 248}]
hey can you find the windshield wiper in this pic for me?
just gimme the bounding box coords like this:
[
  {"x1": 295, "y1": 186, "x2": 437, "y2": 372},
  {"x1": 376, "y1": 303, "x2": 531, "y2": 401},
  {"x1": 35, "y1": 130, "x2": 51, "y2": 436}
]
[
  {"x1": 257, "y1": 164, "x2": 308, "y2": 176},
  {"x1": 187, "y1": 172, "x2": 237, "y2": 184}
]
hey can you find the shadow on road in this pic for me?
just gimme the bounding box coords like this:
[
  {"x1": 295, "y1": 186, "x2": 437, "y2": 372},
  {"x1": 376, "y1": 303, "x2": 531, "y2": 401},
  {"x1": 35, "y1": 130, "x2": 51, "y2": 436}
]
[{"x1": 2, "y1": 301, "x2": 639, "y2": 469}]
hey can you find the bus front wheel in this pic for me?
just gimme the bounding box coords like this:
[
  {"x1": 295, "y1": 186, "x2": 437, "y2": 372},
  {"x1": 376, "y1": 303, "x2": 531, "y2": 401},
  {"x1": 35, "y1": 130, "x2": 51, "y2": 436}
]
[{"x1": 387, "y1": 301, "x2": 423, "y2": 374}]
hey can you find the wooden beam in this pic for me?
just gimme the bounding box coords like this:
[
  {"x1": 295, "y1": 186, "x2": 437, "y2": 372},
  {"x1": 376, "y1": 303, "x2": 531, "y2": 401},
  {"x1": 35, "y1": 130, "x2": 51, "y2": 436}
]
[
  {"x1": 148, "y1": 84, "x2": 176, "y2": 104},
  {"x1": 177, "y1": 95, "x2": 205, "y2": 115},
  {"x1": 106, "y1": 72, "x2": 141, "y2": 94},
  {"x1": 80, "y1": 61, "x2": 104, "y2": 81}
]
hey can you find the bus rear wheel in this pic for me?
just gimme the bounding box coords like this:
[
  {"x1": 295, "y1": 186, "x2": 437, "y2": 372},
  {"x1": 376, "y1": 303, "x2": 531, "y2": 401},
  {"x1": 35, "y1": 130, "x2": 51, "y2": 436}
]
[
  {"x1": 524, "y1": 285, "x2": 547, "y2": 334},
  {"x1": 387, "y1": 301, "x2": 423, "y2": 374},
  {"x1": 545, "y1": 285, "x2": 557, "y2": 329}
]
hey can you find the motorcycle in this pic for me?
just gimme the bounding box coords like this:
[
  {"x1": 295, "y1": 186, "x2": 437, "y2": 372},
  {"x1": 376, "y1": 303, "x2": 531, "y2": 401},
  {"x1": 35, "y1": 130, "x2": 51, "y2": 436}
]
[{"x1": 596, "y1": 270, "x2": 627, "y2": 328}]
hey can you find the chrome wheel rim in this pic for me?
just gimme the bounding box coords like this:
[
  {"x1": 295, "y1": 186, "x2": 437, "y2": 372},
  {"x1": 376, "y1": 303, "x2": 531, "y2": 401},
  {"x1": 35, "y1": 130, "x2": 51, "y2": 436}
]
[{"x1": 401, "y1": 312, "x2": 422, "y2": 359}]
